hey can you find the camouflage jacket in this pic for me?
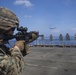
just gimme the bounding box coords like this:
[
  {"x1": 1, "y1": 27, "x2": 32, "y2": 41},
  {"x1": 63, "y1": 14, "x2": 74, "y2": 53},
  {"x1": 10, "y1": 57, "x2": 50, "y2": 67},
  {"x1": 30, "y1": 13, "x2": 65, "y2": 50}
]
[{"x1": 0, "y1": 44, "x2": 25, "y2": 75}]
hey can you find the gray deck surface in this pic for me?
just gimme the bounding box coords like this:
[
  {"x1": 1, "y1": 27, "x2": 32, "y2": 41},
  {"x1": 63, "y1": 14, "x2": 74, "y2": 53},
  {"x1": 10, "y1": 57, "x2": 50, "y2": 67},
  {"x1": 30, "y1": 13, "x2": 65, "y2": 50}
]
[{"x1": 23, "y1": 47, "x2": 76, "y2": 75}]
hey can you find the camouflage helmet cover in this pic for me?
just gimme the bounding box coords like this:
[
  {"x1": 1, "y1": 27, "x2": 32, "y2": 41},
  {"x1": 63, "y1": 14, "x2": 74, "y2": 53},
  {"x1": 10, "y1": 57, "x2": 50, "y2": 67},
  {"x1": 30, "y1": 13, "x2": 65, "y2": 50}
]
[{"x1": 0, "y1": 7, "x2": 19, "y2": 31}]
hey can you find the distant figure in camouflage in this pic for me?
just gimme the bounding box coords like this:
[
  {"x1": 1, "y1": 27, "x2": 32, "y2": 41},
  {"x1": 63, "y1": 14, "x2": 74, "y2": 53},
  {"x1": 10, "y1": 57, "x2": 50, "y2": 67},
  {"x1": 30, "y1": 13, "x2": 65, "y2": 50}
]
[{"x1": 0, "y1": 7, "x2": 38, "y2": 75}]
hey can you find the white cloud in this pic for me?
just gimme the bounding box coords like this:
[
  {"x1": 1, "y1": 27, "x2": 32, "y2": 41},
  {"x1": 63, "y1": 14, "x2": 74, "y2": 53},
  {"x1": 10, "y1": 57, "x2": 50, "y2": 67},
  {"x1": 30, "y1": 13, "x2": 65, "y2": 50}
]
[
  {"x1": 24, "y1": 15, "x2": 32, "y2": 18},
  {"x1": 14, "y1": 0, "x2": 34, "y2": 7}
]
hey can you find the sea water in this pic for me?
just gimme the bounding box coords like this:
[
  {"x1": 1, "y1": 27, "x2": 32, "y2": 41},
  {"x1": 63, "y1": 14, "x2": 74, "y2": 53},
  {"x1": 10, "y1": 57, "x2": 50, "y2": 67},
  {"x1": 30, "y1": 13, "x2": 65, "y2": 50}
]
[{"x1": 5, "y1": 36, "x2": 76, "y2": 48}]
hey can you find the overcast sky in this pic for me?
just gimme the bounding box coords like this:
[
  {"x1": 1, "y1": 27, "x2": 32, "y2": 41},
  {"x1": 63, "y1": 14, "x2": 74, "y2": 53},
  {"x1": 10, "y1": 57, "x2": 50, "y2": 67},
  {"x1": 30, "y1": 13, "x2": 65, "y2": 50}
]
[{"x1": 0, "y1": 0, "x2": 76, "y2": 37}]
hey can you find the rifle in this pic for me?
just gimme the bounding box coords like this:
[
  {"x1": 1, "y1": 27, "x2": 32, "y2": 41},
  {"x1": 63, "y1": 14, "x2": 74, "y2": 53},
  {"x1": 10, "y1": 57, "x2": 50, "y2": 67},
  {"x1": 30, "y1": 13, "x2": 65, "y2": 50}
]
[{"x1": 0, "y1": 26, "x2": 39, "y2": 45}]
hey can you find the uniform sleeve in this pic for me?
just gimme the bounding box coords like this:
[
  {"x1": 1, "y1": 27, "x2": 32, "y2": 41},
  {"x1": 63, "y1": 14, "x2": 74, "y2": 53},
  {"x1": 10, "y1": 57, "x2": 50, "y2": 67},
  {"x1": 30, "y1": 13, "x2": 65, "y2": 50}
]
[{"x1": 0, "y1": 48, "x2": 25, "y2": 75}]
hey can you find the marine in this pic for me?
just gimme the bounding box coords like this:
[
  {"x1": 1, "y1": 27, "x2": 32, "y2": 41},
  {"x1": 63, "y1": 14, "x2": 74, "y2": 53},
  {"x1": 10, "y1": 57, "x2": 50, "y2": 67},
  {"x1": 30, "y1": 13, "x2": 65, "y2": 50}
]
[{"x1": 0, "y1": 7, "x2": 38, "y2": 75}]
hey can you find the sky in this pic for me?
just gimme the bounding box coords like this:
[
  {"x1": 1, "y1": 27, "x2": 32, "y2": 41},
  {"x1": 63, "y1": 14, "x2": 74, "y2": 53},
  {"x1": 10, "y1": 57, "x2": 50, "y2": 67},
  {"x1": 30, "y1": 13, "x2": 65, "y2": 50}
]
[{"x1": 0, "y1": 0, "x2": 76, "y2": 37}]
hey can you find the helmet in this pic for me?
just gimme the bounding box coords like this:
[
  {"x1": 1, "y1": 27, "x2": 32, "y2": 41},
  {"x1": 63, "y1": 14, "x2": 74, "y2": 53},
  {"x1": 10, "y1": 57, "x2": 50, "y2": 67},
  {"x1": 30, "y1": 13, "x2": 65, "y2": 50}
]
[{"x1": 0, "y1": 7, "x2": 19, "y2": 31}]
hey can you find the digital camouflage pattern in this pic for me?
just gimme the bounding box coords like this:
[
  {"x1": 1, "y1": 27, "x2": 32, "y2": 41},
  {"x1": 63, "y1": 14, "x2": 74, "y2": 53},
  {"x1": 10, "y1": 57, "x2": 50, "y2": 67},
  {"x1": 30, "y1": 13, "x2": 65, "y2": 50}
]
[
  {"x1": 0, "y1": 7, "x2": 25, "y2": 75},
  {"x1": 0, "y1": 7, "x2": 19, "y2": 31},
  {"x1": 0, "y1": 7, "x2": 39, "y2": 75},
  {"x1": 0, "y1": 44, "x2": 25, "y2": 75}
]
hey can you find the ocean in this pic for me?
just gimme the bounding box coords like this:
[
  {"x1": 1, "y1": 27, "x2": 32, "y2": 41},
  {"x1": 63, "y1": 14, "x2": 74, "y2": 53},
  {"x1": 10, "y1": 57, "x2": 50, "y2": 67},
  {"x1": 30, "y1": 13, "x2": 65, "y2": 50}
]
[
  {"x1": 30, "y1": 39, "x2": 76, "y2": 46},
  {"x1": 5, "y1": 36, "x2": 76, "y2": 48},
  {"x1": 29, "y1": 36, "x2": 76, "y2": 46}
]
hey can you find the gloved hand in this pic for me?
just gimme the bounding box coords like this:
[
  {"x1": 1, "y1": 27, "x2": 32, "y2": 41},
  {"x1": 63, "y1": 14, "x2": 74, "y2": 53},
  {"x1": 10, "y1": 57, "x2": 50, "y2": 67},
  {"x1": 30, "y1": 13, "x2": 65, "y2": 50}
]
[
  {"x1": 14, "y1": 40, "x2": 25, "y2": 51},
  {"x1": 28, "y1": 31, "x2": 39, "y2": 43},
  {"x1": 32, "y1": 33, "x2": 38, "y2": 40},
  {"x1": 14, "y1": 40, "x2": 30, "y2": 56},
  {"x1": 31, "y1": 31, "x2": 39, "y2": 39},
  {"x1": 21, "y1": 44, "x2": 30, "y2": 56}
]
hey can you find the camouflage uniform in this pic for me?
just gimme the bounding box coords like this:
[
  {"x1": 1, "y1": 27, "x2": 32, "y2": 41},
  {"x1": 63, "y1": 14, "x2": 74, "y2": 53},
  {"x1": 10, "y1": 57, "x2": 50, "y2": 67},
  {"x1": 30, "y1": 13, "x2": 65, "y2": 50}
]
[
  {"x1": 0, "y1": 7, "x2": 25, "y2": 75},
  {"x1": 0, "y1": 44, "x2": 25, "y2": 75},
  {"x1": 0, "y1": 7, "x2": 38, "y2": 75}
]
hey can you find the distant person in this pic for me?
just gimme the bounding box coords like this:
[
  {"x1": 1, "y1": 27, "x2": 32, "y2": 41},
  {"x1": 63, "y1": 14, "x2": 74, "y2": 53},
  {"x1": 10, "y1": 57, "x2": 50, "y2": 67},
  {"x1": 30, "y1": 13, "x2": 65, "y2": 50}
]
[{"x1": 0, "y1": 7, "x2": 38, "y2": 75}]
